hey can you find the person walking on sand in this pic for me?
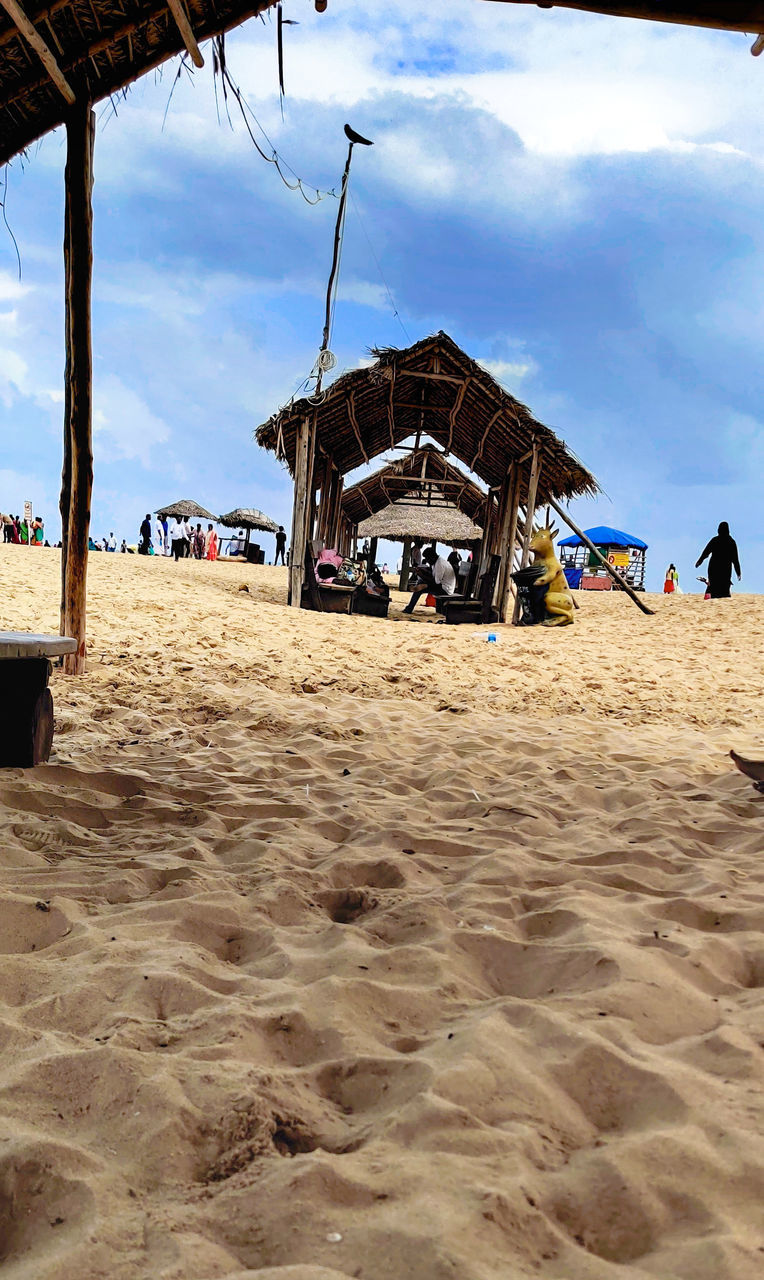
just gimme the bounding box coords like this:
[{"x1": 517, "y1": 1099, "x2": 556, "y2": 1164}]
[
  {"x1": 193, "y1": 523, "x2": 206, "y2": 559},
  {"x1": 205, "y1": 524, "x2": 218, "y2": 561},
  {"x1": 663, "y1": 564, "x2": 679, "y2": 594},
  {"x1": 169, "y1": 517, "x2": 184, "y2": 561},
  {"x1": 275, "y1": 525, "x2": 287, "y2": 565},
  {"x1": 181, "y1": 517, "x2": 193, "y2": 558},
  {"x1": 695, "y1": 522, "x2": 741, "y2": 599},
  {"x1": 139, "y1": 514, "x2": 152, "y2": 555}
]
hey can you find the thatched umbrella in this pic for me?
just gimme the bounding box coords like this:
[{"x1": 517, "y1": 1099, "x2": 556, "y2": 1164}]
[
  {"x1": 357, "y1": 503, "x2": 482, "y2": 549},
  {"x1": 218, "y1": 508, "x2": 279, "y2": 533},
  {"x1": 218, "y1": 507, "x2": 279, "y2": 560},
  {"x1": 156, "y1": 499, "x2": 217, "y2": 521}
]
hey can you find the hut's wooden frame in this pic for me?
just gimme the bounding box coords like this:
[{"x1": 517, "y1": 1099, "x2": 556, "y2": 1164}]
[{"x1": 256, "y1": 333, "x2": 599, "y2": 622}]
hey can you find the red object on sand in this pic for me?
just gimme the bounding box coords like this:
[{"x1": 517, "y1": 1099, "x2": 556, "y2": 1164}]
[{"x1": 425, "y1": 594, "x2": 436, "y2": 607}]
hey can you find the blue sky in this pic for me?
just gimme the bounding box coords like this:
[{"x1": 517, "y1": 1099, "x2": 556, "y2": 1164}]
[{"x1": 1, "y1": 0, "x2": 763, "y2": 589}]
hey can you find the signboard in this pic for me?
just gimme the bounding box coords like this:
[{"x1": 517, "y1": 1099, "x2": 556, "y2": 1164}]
[
  {"x1": 610, "y1": 552, "x2": 630, "y2": 568},
  {"x1": 23, "y1": 500, "x2": 32, "y2": 544}
]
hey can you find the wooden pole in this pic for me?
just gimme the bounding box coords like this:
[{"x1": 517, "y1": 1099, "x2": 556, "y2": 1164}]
[
  {"x1": 399, "y1": 536, "x2": 412, "y2": 592},
  {"x1": 477, "y1": 2, "x2": 764, "y2": 37},
  {"x1": 498, "y1": 464, "x2": 522, "y2": 623},
  {"x1": 492, "y1": 465, "x2": 515, "y2": 609},
  {"x1": 60, "y1": 101, "x2": 95, "y2": 675},
  {"x1": 546, "y1": 496, "x2": 655, "y2": 616},
  {"x1": 289, "y1": 415, "x2": 312, "y2": 607},
  {"x1": 513, "y1": 440, "x2": 542, "y2": 623}
]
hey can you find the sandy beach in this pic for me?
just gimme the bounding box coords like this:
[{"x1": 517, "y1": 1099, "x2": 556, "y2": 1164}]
[{"x1": 0, "y1": 546, "x2": 762, "y2": 1280}]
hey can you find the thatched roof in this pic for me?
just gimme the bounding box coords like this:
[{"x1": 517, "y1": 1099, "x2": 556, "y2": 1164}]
[
  {"x1": 218, "y1": 507, "x2": 279, "y2": 532},
  {"x1": 341, "y1": 445, "x2": 491, "y2": 527},
  {"x1": 0, "y1": 0, "x2": 279, "y2": 166},
  {"x1": 485, "y1": 2, "x2": 764, "y2": 34},
  {"x1": 358, "y1": 502, "x2": 482, "y2": 547},
  {"x1": 156, "y1": 498, "x2": 216, "y2": 520},
  {"x1": 257, "y1": 332, "x2": 598, "y2": 505}
]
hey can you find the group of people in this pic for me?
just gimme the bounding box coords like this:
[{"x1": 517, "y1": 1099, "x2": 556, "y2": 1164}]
[
  {"x1": 138, "y1": 515, "x2": 219, "y2": 561},
  {"x1": 663, "y1": 523, "x2": 742, "y2": 599},
  {"x1": 1, "y1": 513, "x2": 46, "y2": 545},
  {"x1": 403, "y1": 542, "x2": 471, "y2": 614}
]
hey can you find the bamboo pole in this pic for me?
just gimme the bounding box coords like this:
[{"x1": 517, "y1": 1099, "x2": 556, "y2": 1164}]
[
  {"x1": 289, "y1": 416, "x2": 312, "y2": 607},
  {"x1": 60, "y1": 101, "x2": 95, "y2": 675},
  {"x1": 166, "y1": 0, "x2": 204, "y2": 68},
  {"x1": 546, "y1": 496, "x2": 655, "y2": 616}
]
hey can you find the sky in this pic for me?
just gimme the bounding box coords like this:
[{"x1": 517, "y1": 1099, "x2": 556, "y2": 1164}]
[{"x1": 1, "y1": 0, "x2": 764, "y2": 590}]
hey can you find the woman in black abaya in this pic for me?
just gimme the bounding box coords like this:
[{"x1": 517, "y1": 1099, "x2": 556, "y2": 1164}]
[{"x1": 695, "y1": 522, "x2": 741, "y2": 598}]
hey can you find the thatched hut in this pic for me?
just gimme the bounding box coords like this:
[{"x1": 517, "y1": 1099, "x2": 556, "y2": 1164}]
[
  {"x1": 218, "y1": 507, "x2": 279, "y2": 560},
  {"x1": 357, "y1": 504, "x2": 482, "y2": 549},
  {"x1": 255, "y1": 332, "x2": 598, "y2": 621}
]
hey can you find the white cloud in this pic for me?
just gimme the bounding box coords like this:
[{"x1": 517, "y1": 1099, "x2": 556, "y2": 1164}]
[
  {"x1": 478, "y1": 357, "x2": 537, "y2": 386},
  {"x1": 0, "y1": 346, "x2": 28, "y2": 402},
  {"x1": 93, "y1": 375, "x2": 171, "y2": 468}
]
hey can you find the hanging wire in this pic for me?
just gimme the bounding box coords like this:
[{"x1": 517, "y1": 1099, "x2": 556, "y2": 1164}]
[
  {"x1": 349, "y1": 188, "x2": 411, "y2": 343},
  {"x1": 0, "y1": 165, "x2": 22, "y2": 280},
  {"x1": 212, "y1": 39, "x2": 338, "y2": 206}
]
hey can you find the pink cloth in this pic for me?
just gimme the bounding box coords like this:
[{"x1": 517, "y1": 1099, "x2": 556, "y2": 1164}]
[{"x1": 315, "y1": 548, "x2": 343, "y2": 580}]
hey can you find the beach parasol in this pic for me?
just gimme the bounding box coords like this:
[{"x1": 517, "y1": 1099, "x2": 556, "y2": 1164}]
[
  {"x1": 156, "y1": 499, "x2": 217, "y2": 521},
  {"x1": 357, "y1": 503, "x2": 482, "y2": 549}
]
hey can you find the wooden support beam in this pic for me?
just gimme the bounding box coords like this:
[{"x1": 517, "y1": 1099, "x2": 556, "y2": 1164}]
[
  {"x1": 60, "y1": 101, "x2": 95, "y2": 675},
  {"x1": 470, "y1": 409, "x2": 502, "y2": 471},
  {"x1": 480, "y1": 2, "x2": 764, "y2": 37},
  {"x1": 400, "y1": 370, "x2": 463, "y2": 384},
  {"x1": 399, "y1": 536, "x2": 412, "y2": 592},
  {"x1": 546, "y1": 496, "x2": 656, "y2": 616},
  {"x1": 289, "y1": 415, "x2": 313, "y2": 607},
  {"x1": 347, "y1": 390, "x2": 369, "y2": 464},
  {"x1": 498, "y1": 464, "x2": 522, "y2": 623},
  {"x1": 447, "y1": 377, "x2": 469, "y2": 454},
  {"x1": 512, "y1": 440, "x2": 542, "y2": 623},
  {"x1": 388, "y1": 371, "x2": 396, "y2": 450},
  {"x1": 166, "y1": 0, "x2": 204, "y2": 67},
  {"x1": 0, "y1": 0, "x2": 75, "y2": 103}
]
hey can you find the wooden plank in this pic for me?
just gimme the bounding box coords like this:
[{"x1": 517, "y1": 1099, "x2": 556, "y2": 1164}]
[
  {"x1": 547, "y1": 496, "x2": 655, "y2": 616},
  {"x1": 0, "y1": 0, "x2": 76, "y2": 103},
  {"x1": 447, "y1": 377, "x2": 469, "y2": 454},
  {"x1": 0, "y1": 632, "x2": 77, "y2": 659},
  {"x1": 399, "y1": 370, "x2": 463, "y2": 384},
  {"x1": 289, "y1": 415, "x2": 312, "y2": 607},
  {"x1": 60, "y1": 102, "x2": 95, "y2": 676},
  {"x1": 166, "y1": 0, "x2": 205, "y2": 66}
]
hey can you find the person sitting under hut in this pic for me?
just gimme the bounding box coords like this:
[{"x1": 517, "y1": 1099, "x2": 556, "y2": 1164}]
[{"x1": 402, "y1": 546, "x2": 456, "y2": 614}]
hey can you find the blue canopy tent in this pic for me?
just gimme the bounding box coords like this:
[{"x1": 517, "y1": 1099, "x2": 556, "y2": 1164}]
[{"x1": 558, "y1": 526, "x2": 648, "y2": 591}]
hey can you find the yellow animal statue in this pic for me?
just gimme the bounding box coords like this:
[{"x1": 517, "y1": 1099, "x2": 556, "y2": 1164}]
[{"x1": 529, "y1": 525, "x2": 575, "y2": 626}]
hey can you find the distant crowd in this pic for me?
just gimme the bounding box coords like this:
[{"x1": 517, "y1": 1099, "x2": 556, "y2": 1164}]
[
  {"x1": 139, "y1": 515, "x2": 219, "y2": 560},
  {"x1": 2, "y1": 513, "x2": 47, "y2": 545}
]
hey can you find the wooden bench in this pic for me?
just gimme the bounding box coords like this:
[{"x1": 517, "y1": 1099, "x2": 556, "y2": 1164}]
[{"x1": 0, "y1": 633, "x2": 77, "y2": 767}]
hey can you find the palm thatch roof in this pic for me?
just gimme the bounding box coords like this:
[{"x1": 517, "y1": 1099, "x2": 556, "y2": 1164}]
[
  {"x1": 358, "y1": 503, "x2": 482, "y2": 547},
  {"x1": 257, "y1": 332, "x2": 598, "y2": 505},
  {"x1": 0, "y1": 0, "x2": 280, "y2": 166},
  {"x1": 156, "y1": 498, "x2": 216, "y2": 520},
  {"x1": 218, "y1": 507, "x2": 279, "y2": 532},
  {"x1": 484, "y1": 3, "x2": 764, "y2": 34},
  {"x1": 342, "y1": 444, "x2": 491, "y2": 527}
]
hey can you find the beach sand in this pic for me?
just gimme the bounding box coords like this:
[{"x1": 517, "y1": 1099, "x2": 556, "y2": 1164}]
[{"x1": 0, "y1": 547, "x2": 762, "y2": 1280}]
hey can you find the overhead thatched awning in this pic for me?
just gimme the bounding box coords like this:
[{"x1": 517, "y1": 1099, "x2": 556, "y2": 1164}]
[
  {"x1": 156, "y1": 498, "x2": 216, "y2": 520},
  {"x1": 0, "y1": 0, "x2": 280, "y2": 167},
  {"x1": 256, "y1": 332, "x2": 598, "y2": 506},
  {"x1": 482, "y1": 2, "x2": 764, "y2": 35},
  {"x1": 358, "y1": 503, "x2": 482, "y2": 548},
  {"x1": 342, "y1": 445, "x2": 491, "y2": 527},
  {"x1": 218, "y1": 507, "x2": 279, "y2": 532}
]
